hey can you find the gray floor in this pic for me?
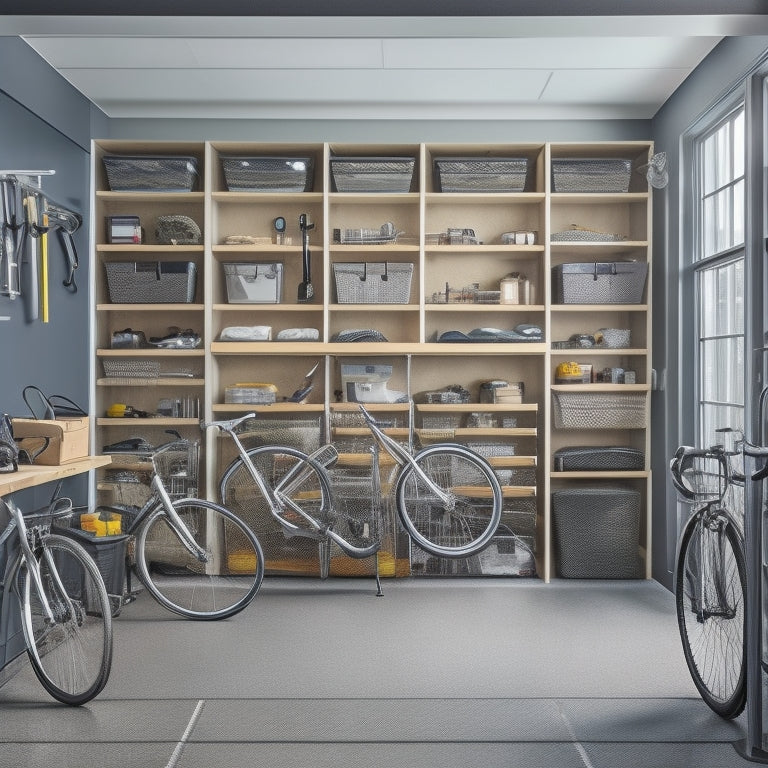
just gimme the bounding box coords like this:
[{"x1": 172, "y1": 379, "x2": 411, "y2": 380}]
[{"x1": 0, "y1": 577, "x2": 757, "y2": 767}]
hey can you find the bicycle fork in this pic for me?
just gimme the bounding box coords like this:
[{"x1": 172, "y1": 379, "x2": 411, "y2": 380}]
[
  {"x1": 150, "y1": 475, "x2": 208, "y2": 563},
  {"x1": 691, "y1": 513, "x2": 739, "y2": 622},
  {"x1": 3, "y1": 499, "x2": 56, "y2": 624}
]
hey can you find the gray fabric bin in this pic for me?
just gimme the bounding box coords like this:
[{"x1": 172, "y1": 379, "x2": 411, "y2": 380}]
[
  {"x1": 551, "y1": 486, "x2": 643, "y2": 578},
  {"x1": 552, "y1": 261, "x2": 648, "y2": 304}
]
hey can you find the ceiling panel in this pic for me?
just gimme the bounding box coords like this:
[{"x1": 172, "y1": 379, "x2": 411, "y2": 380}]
[
  {"x1": 541, "y1": 67, "x2": 694, "y2": 105},
  {"x1": 13, "y1": 11, "x2": 762, "y2": 121},
  {"x1": 382, "y1": 36, "x2": 721, "y2": 69}
]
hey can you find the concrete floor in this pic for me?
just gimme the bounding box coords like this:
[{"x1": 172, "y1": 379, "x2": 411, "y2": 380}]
[{"x1": 0, "y1": 577, "x2": 757, "y2": 768}]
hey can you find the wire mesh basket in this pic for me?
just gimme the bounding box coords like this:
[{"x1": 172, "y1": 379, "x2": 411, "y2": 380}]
[
  {"x1": 151, "y1": 440, "x2": 200, "y2": 500},
  {"x1": 552, "y1": 391, "x2": 647, "y2": 429},
  {"x1": 333, "y1": 262, "x2": 413, "y2": 304},
  {"x1": 674, "y1": 452, "x2": 729, "y2": 503}
]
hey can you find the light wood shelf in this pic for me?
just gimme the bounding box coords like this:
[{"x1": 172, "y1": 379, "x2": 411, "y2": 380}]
[{"x1": 91, "y1": 139, "x2": 654, "y2": 583}]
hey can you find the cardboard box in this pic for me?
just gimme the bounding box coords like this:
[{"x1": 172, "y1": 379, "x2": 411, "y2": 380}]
[{"x1": 12, "y1": 417, "x2": 89, "y2": 465}]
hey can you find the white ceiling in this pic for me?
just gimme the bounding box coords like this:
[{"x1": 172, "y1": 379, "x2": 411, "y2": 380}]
[{"x1": 5, "y1": 14, "x2": 768, "y2": 121}]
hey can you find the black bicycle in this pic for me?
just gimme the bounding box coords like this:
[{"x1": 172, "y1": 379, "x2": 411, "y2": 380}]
[{"x1": 670, "y1": 431, "x2": 747, "y2": 718}]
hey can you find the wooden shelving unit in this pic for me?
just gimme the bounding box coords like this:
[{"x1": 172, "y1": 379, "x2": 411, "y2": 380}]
[{"x1": 91, "y1": 139, "x2": 654, "y2": 582}]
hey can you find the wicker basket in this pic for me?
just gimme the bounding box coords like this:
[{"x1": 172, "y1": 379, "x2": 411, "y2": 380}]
[
  {"x1": 333, "y1": 262, "x2": 413, "y2": 304},
  {"x1": 552, "y1": 390, "x2": 647, "y2": 430}
]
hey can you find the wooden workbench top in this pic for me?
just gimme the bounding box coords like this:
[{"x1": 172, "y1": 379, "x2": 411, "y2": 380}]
[{"x1": 0, "y1": 456, "x2": 112, "y2": 497}]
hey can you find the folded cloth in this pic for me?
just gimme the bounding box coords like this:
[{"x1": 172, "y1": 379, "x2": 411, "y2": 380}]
[
  {"x1": 275, "y1": 328, "x2": 320, "y2": 341},
  {"x1": 219, "y1": 326, "x2": 272, "y2": 341},
  {"x1": 331, "y1": 329, "x2": 389, "y2": 342}
]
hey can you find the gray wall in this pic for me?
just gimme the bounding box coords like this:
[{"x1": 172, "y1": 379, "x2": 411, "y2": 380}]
[
  {"x1": 0, "y1": 37, "x2": 103, "y2": 507},
  {"x1": 650, "y1": 35, "x2": 768, "y2": 589}
]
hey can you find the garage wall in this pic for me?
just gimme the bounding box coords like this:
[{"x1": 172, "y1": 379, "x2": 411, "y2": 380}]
[
  {"x1": 0, "y1": 37, "x2": 104, "y2": 507},
  {"x1": 650, "y1": 35, "x2": 768, "y2": 589}
]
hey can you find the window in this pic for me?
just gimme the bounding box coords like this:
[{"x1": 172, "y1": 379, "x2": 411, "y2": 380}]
[{"x1": 695, "y1": 108, "x2": 745, "y2": 448}]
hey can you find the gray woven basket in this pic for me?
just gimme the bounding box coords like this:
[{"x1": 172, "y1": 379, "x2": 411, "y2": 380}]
[
  {"x1": 552, "y1": 486, "x2": 643, "y2": 578},
  {"x1": 552, "y1": 391, "x2": 646, "y2": 429},
  {"x1": 333, "y1": 262, "x2": 413, "y2": 304},
  {"x1": 105, "y1": 261, "x2": 197, "y2": 303}
]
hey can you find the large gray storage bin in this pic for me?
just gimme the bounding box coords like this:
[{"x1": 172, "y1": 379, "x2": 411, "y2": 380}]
[
  {"x1": 551, "y1": 158, "x2": 632, "y2": 193},
  {"x1": 102, "y1": 155, "x2": 199, "y2": 192},
  {"x1": 105, "y1": 261, "x2": 197, "y2": 303},
  {"x1": 552, "y1": 261, "x2": 648, "y2": 304},
  {"x1": 551, "y1": 486, "x2": 643, "y2": 578}
]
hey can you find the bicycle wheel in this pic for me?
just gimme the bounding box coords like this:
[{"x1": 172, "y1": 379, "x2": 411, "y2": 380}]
[
  {"x1": 396, "y1": 444, "x2": 502, "y2": 558},
  {"x1": 219, "y1": 446, "x2": 335, "y2": 539},
  {"x1": 18, "y1": 534, "x2": 113, "y2": 705},
  {"x1": 676, "y1": 510, "x2": 746, "y2": 718},
  {"x1": 135, "y1": 499, "x2": 264, "y2": 620}
]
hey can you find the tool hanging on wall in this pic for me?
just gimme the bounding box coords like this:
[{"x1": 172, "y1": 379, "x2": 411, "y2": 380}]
[{"x1": 0, "y1": 172, "x2": 83, "y2": 315}]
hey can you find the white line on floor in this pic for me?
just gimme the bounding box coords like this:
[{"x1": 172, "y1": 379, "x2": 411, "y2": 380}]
[{"x1": 166, "y1": 698, "x2": 206, "y2": 768}]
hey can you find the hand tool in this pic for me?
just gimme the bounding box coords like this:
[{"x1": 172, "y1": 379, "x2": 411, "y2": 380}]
[{"x1": 297, "y1": 212, "x2": 314, "y2": 303}]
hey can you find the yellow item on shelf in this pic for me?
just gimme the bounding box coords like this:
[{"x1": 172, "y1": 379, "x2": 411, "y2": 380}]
[{"x1": 555, "y1": 361, "x2": 585, "y2": 383}]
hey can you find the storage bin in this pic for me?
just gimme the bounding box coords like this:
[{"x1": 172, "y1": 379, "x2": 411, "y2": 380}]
[
  {"x1": 53, "y1": 519, "x2": 129, "y2": 598},
  {"x1": 223, "y1": 262, "x2": 283, "y2": 303},
  {"x1": 552, "y1": 391, "x2": 647, "y2": 430},
  {"x1": 220, "y1": 156, "x2": 314, "y2": 192},
  {"x1": 105, "y1": 261, "x2": 197, "y2": 303},
  {"x1": 553, "y1": 446, "x2": 645, "y2": 471},
  {"x1": 552, "y1": 261, "x2": 648, "y2": 304},
  {"x1": 333, "y1": 262, "x2": 413, "y2": 304},
  {"x1": 102, "y1": 155, "x2": 199, "y2": 192},
  {"x1": 551, "y1": 158, "x2": 632, "y2": 193},
  {"x1": 433, "y1": 157, "x2": 529, "y2": 192},
  {"x1": 330, "y1": 156, "x2": 416, "y2": 193},
  {"x1": 551, "y1": 486, "x2": 643, "y2": 578},
  {"x1": 12, "y1": 417, "x2": 89, "y2": 466}
]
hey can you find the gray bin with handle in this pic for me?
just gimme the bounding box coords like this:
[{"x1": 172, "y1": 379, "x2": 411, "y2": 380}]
[
  {"x1": 552, "y1": 261, "x2": 648, "y2": 304},
  {"x1": 551, "y1": 486, "x2": 643, "y2": 578},
  {"x1": 105, "y1": 261, "x2": 197, "y2": 303}
]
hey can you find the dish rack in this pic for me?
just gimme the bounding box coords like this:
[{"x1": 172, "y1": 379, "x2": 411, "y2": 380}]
[{"x1": 334, "y1": 222, "x2": 402, "y2": 245}]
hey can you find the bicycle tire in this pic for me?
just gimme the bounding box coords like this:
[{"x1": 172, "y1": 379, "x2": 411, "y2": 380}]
[
  {"x1": 396, "y1": 444, "x2": 503, "y2": 559},
  {"x1": 676, "y1": 510, "x2": 746, "y2": 719},
  {"x1": 135, "y1": 499, "x2": 264, "y2": 621},
  {"x1": 219, "y1": 446, "x2": 335, "y2": 540},
  {"x1": 18, "y1": 534, "x2": 113, "y2": 705}
]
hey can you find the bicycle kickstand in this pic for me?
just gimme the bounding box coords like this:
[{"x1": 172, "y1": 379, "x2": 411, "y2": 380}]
[{"x1": 375, "y1": 552, "x2": 383, "y2": 597}]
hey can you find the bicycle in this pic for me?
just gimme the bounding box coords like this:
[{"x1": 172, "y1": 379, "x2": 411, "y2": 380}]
[
  {"x1": 0, "y1": 490, "x2": 112, "y2": 705},
  {"x1": 206, "y1": 404, "x2": 503, "y2": 594},
  {"x1": 97, "y1": 436, "x2": 264, "y2": 620},
  {"x1": 670, "y1": 431, "x2": 747, "y2": 718}
]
